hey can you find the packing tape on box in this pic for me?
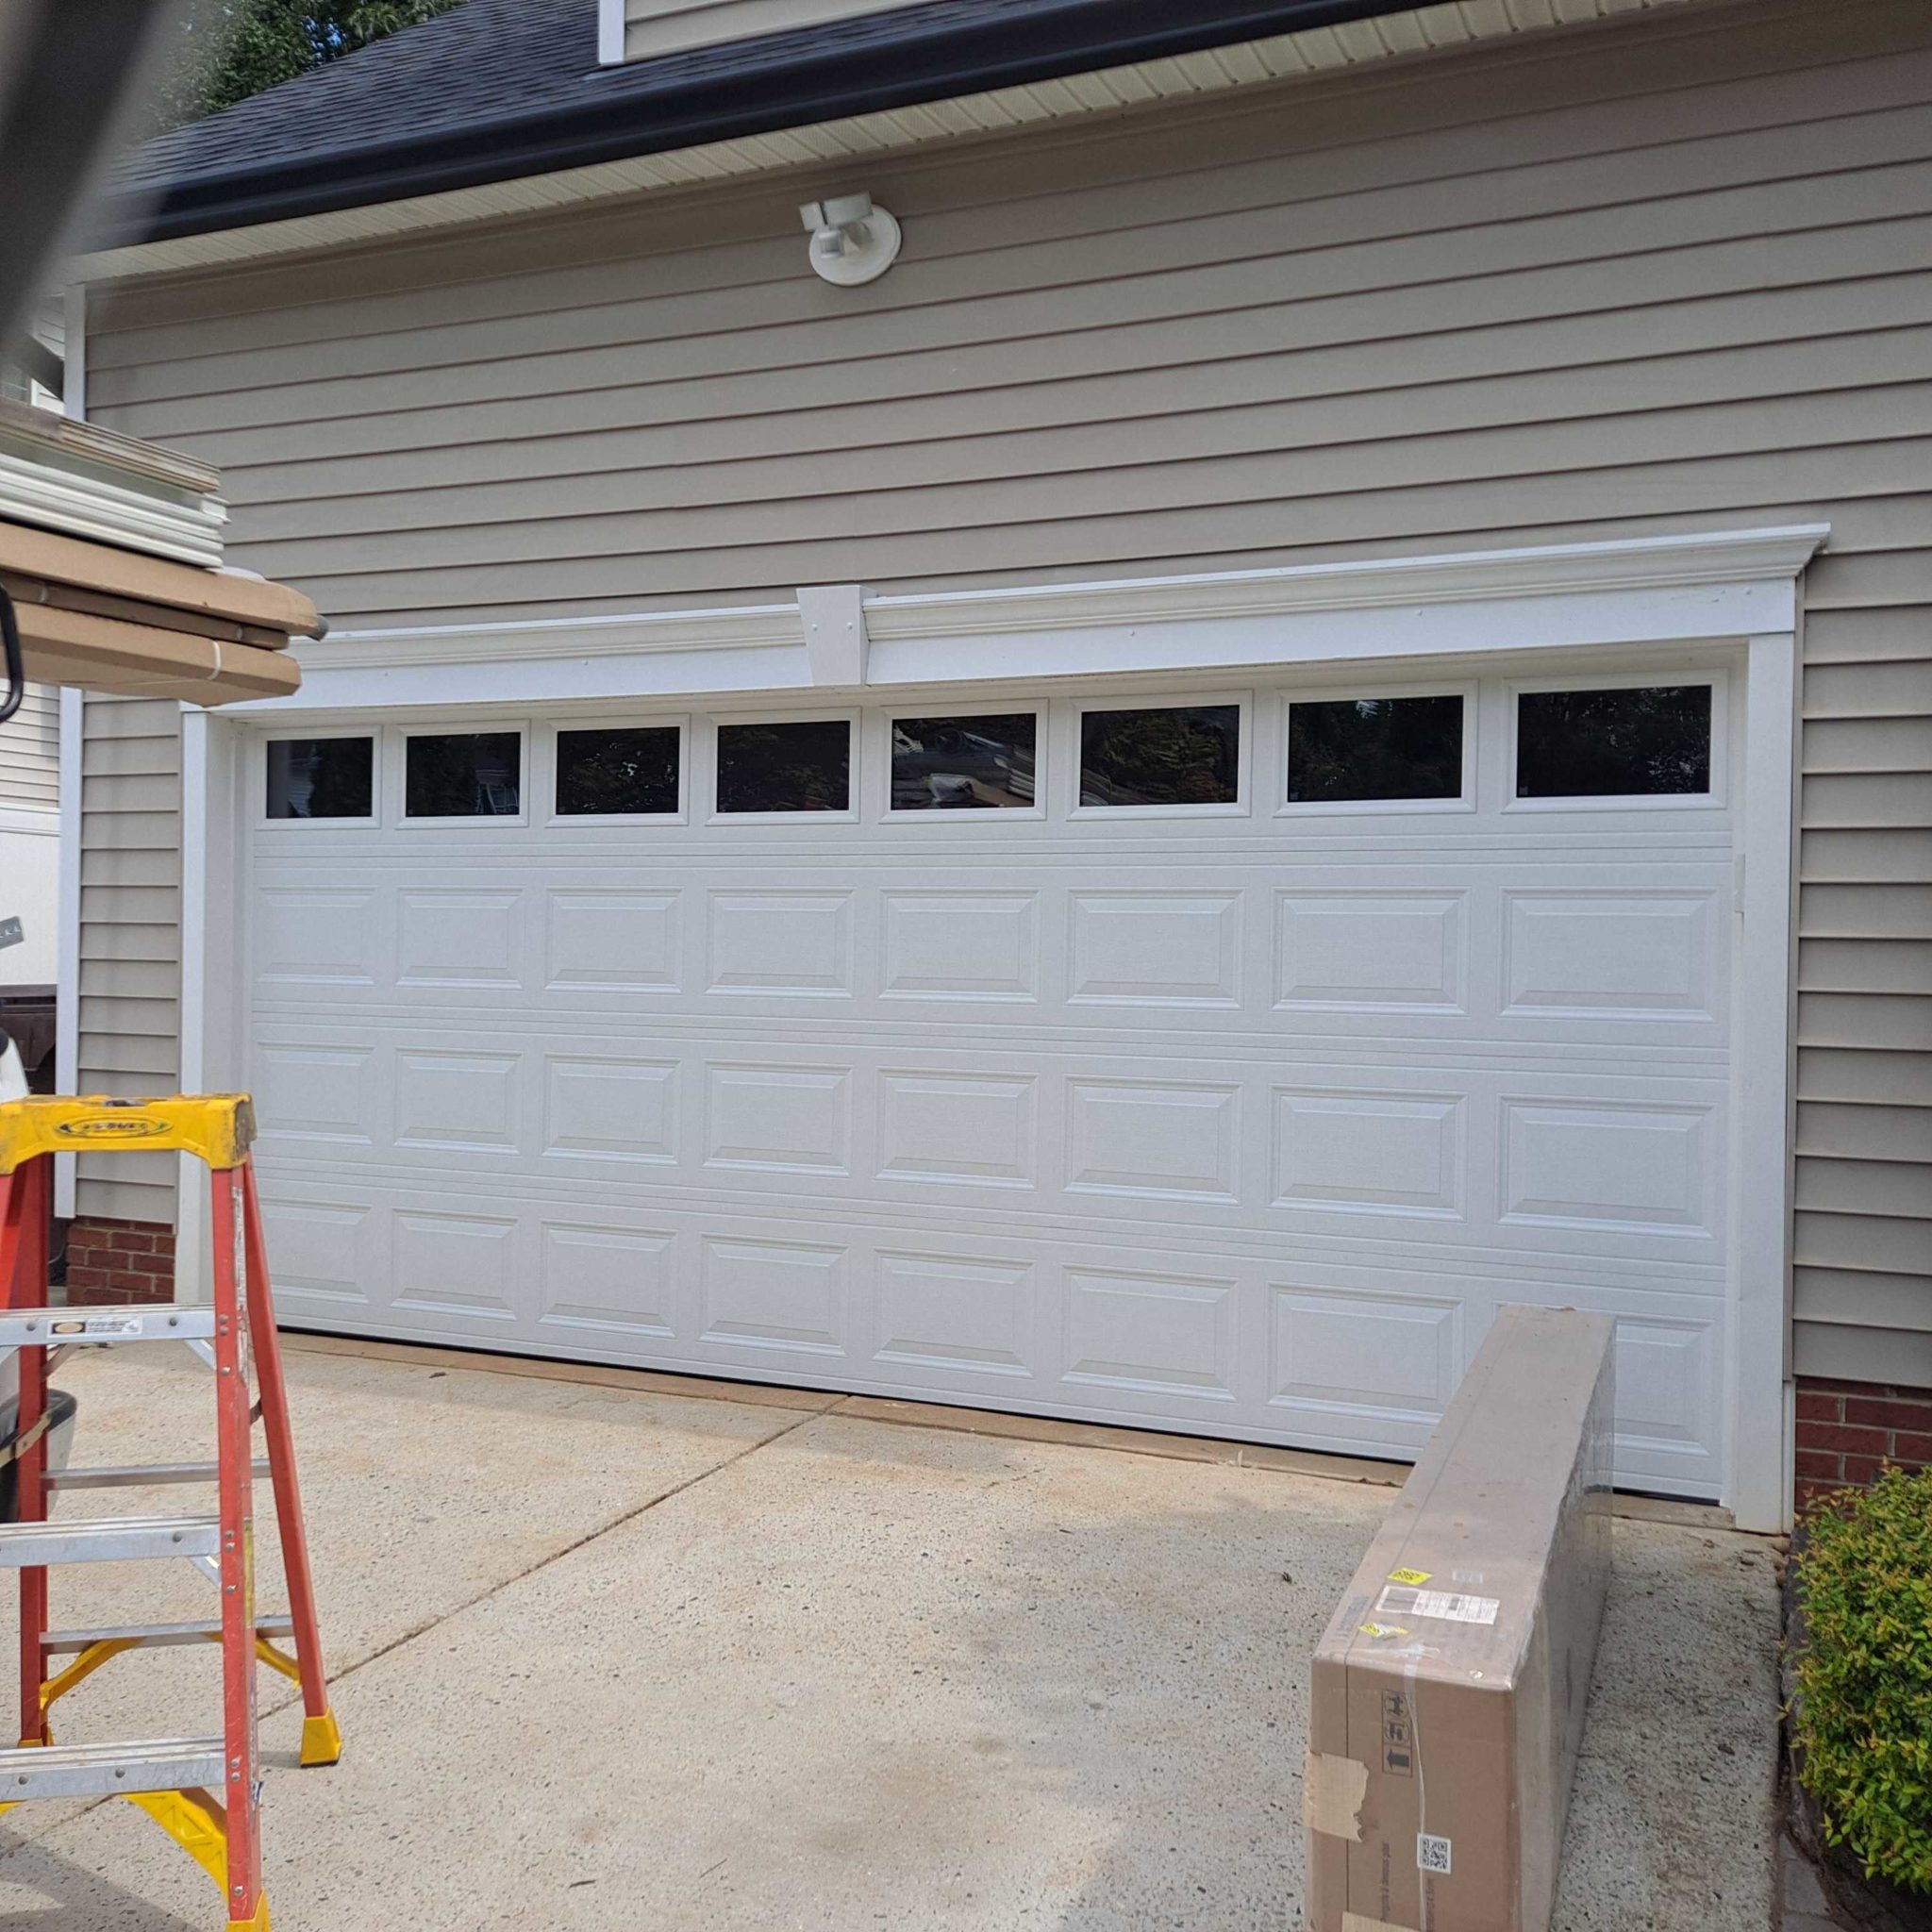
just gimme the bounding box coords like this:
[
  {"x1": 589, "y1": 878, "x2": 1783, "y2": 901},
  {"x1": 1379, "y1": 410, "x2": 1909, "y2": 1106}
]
[{"x1": 1301, "y1": 1749, "x2": 1369, "y2": 1840}]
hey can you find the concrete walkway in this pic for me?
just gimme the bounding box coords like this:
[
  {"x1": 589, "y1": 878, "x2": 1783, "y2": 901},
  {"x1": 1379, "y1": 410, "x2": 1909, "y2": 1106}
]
[{"x1": 0, "y1": 1341, "x2": 1779, "y2": 1931}]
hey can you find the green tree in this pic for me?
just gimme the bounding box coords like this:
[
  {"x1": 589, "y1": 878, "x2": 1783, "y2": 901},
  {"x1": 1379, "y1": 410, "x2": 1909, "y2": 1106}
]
[{"x1": 156, "y1": 0, "x2": 459, "y2": 128}]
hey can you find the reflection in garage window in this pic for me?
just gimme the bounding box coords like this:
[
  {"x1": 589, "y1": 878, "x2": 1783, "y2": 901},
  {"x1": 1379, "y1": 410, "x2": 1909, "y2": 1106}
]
[
  {"x1": 1288, "y1": 694, "x2": 1463, "y2": 803},
  {"x1": 1078, "y1": 705, "x2": 1240, "y2": 807},
  {"x1": 264, "y1": 737, "x2": 373, "y2": 819},
  {"x1": 891, "y1": 713, "x2": 1037, "y2": 809},
  {"x1": 716, "y1": 719, "x2": 851, "y2": 813},
  {"x1": 556, "y1": 725, "x2": 680, "y2": 816},
  {"x1": 404, "y1": 732, "x2": 523, "y2": 817},
  {"x1": 1516, "y1": 685, "x2": 1712, "y2": 798}
]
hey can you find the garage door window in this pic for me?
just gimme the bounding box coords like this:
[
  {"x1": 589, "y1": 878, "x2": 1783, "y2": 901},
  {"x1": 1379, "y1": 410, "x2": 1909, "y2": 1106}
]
[
  {"x1": 1078, "y1": 704, "x2": 1241, "y2": 808},
  {"x1": 403, "y1": 731, "x2": 524, "y2": 820},
  {"x1": 263, "y1": 736, "x2": 374, "y2": 822},
  {"x1": 716, "y1": 718, "x2": 851, "y2": 814},
  {"x1": 891, "y1": 712, "x2": 1038, "y2": 811},
  {"x1": 1286, "y1": 694, "x2": 1464, "y2": 806},
  {"x1": 1515, "y1": 684, "x2": 1713, "y2": 799},
  {"x1": 555, "y1": 724, "x2": 681, "y2": 818}
]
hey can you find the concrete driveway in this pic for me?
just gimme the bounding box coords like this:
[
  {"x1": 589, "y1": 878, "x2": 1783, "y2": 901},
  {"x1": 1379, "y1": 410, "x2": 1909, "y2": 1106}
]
[{"x1": 0, "y1": 1340, "x2": 1779, "y2": 1931}]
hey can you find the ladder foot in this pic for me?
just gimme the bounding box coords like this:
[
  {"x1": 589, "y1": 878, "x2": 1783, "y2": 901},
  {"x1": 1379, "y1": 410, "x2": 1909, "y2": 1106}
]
[
  {"x1": 299, "y1": 1709, "x2": 341, "y2": 1767},
  {"x1": 227, "y1": 1904, "x2": 271, "y2": 1931}
]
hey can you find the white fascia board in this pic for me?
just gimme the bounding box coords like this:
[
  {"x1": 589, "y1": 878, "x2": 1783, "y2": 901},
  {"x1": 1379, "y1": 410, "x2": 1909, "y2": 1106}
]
[{"x1": 242, "y1": 527, "x2": 1827, "y2": 717}]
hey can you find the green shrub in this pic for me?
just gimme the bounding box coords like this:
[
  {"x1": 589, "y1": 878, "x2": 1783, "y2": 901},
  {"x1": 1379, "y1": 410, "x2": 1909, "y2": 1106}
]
[{"x1": 1792, "y1": 1465, "x2": 1932, "y2": 1893}]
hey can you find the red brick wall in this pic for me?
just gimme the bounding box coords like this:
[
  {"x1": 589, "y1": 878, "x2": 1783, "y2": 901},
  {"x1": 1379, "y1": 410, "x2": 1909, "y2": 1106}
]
[
  {"x1": 63, "y1": 1217, "x2": 176, "y2": 1305},
  {"x1": 1794, "y1": 1374, "x2": 1932, "y2": 1511}
]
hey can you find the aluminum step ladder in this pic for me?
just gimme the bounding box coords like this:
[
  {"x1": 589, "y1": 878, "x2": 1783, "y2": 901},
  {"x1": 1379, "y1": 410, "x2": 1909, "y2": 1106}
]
[{"x1": 0, "y1": 1093, "x2": 340, "y2": 1931}]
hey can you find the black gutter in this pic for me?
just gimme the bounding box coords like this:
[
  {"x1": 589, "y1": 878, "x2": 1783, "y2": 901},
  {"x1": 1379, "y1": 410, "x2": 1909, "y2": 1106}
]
[{"x1": 108, "y1": 0, "x2": 1426, "y2": 245}]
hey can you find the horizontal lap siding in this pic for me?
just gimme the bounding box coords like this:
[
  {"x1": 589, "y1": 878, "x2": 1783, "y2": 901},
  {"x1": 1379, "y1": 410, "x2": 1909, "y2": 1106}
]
[
  {"x1": 0, "y1": 685, "x2": 58, "y2": 812},
  {"x1": 83, "y1": 0, "x2": 1931, "y2": 1357},
  {"x1": 75, "y1": 698, "x2": 179, "y2": 1226}
]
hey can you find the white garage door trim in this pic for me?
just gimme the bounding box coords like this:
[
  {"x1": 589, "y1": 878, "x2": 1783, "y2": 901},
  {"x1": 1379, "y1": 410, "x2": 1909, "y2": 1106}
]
[{"x1": 178, "y1": 526, "x2": 1823, "y2": 1531}]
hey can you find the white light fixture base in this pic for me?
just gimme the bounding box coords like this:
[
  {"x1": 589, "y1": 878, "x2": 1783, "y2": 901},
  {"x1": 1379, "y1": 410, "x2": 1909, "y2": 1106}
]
[{"x1": 800, "y1": 193, "x2": 902, "y2": 287}]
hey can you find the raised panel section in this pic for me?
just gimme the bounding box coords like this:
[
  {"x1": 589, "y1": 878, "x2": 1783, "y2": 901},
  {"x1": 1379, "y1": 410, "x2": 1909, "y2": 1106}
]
[
  {"x1": 1502, "y1": 1100, "x2": 1714, "y2": 1236},
  {"x1": 880, "y1": 891, "x2": 1037, "y2": 1001},
  {"x1": 1063, "y1": 1268, "x2": 1236, "y2": 1400},
  {"x1": 704, "y1": 1064, "x2": 850, "y2": 1174},
  {"x1": 1273, "y1": 1090, "x2": 1461, "y2": 1218},
  {"x1": 1504, "y1": 892, "x2": 1716, "y2": 1020},
  {"x1": 392, "y1": 1211, "x2": 517, "y2": 1319},
  {"x1": 1608, "y1": 1315, "x2": 1719, "y2": 1461},
  {"x1": 253, "y1": 1044, "x2": 373, "y2": 1145},
  {"x1": 538, "y1": 1223, "x2": 677, "y2": 1338},
  {"x1": 256, "y1": 1200, "x2": 372, "y2": 1306},
  {"x1": 1275, "y1": 892, "x2": 1463, "y2": 1012},
  {"x1": 1269, "y1": 1288, "x2": 1461, "y2": 1424},
  {"x1": 545, "y1": 891, "x2": 679, "y2": 991},
  {"x1": 255, "y1": 889, "x2": 376, "y2": 985},
  {"x1": 700, "y1": 1237, "x2": 846, "y2": 1356},
  {"x1": 1066, "y1": 1080, "x2": 1239, "y2": 1202},
  {"x1": 1068, "y1": 891, "x2": 1240, "y2": 1007},
  {"x1": 397, "y1": 889, "x2": 523, "y2": 989},
  {"x1": 394, "y1": 1050, "x2": 520, "y2": 1154},
  {"x1": 874, "y1": 1252, "x2": 1032, "y2": 1377},
  {"x1": 877, "y1": 1072, "x2": 1035, "y2": 1188},
  {"x1": 543, "y1": 1058, "x2": 677, "y2": 1165},
  {"x1": 707, "y1": 891, "x2": 853, "y2": 996}
]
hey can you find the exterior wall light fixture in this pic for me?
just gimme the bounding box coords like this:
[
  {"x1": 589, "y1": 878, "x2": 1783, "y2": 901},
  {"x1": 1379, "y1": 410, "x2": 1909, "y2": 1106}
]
[{"x1": 798, "y1": 192, "x2": 902, "y2": 286}]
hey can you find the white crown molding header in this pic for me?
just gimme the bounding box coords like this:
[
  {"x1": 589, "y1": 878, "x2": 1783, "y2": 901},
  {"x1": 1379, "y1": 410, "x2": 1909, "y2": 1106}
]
[{"x1": 245, "y1": 525, "x2": 1828, "y2": 716}]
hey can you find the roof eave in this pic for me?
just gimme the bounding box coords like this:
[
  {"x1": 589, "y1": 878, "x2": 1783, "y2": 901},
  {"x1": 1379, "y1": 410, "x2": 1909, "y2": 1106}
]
[{"x1": 102, "y1": 0, "x2": 1429, "y2": 246}]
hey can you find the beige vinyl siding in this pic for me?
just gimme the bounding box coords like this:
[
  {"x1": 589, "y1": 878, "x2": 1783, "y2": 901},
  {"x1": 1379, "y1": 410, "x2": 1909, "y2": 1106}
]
[
  {"x1": 75, "y1": 697, "x2": 180, "y2": 1225},
  {"x1": 623, "y1": 0, "x2": 908, "y2": 61},
  {"x1": 84, "y1": 0, "x2": 1930, "y2": 1361},
  {"x1": 0, "y1": 684, "x2": 58, "y2": 811}
]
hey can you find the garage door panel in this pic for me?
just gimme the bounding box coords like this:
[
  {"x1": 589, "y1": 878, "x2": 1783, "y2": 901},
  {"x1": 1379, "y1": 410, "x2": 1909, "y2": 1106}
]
[{"x1": 248, "y1": 670, "x2": 1741, "y2": 1495}]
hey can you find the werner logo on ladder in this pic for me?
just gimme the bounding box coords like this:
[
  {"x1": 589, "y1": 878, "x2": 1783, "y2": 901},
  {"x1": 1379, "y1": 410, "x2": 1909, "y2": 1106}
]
[{"x1": 0, "y1": 1091, "x2": 340, "y2": 1931}]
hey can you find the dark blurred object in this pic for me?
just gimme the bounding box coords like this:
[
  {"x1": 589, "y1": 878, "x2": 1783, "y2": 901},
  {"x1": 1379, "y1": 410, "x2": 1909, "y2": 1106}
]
[
  {"x1": 0, "y1": 991, "x2": 58, "y2": 1091},
  {"x1": 0, "y1": 0, "x2": 185, "y2": 353},
  {"x1": 0, "y1": 1388, "x2": 76, "y2": 1521}
]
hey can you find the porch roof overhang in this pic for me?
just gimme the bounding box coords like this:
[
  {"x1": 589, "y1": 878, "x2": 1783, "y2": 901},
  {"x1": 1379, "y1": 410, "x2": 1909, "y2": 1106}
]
[{"x1": 1, "y1": 518, "x2": 309, "y2": 706}]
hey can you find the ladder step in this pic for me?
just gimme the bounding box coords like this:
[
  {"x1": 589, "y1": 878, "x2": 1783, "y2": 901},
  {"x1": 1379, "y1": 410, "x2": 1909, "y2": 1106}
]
[
  {"x1": 45, "y1": 1615, "x2": 294, "y2": 1655},
  {"x1": 48, "y1": 1459, "x2": 270, "y2": 1491},
  {"x1": 0, "y1": 1735, "x2": 226, "y2": 1801},
  {"x1": 0, "y1": 1307, "x2": 215, "y2": 1349},
  {"x1": 0, "y1": 1515, "x2": 219, "y2": 1567}
]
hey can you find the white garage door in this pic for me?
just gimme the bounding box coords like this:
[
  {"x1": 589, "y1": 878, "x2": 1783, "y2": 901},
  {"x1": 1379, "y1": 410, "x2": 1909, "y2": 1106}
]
[{"x1": 245, "y1": 665, "x2": 1738, "y2": 1495}]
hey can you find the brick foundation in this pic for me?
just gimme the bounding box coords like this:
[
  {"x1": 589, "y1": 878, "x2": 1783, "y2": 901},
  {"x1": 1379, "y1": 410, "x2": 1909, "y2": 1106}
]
[
  {"x1": 62, "y1": 1217, "x2": 176, "y2": 1305},
  {"x1": 1794, "y1": 1374, "x2": 1932, "y2": 1511}
]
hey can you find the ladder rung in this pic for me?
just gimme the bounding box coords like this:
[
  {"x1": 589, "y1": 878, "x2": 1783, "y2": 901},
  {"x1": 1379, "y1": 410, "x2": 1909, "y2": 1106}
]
[
  {"x1": 0, "y1": 1735, "x2": 226, "y2": 1801},
  {"x1": 0, "y1": 1515, "x2": 219, "y2": 1567},
  {"x1": 45, "y1": 1615, "x2": 294, "y2": 1655},
  {"x1": 0, "y1": 1307, "x2": 215, "y2": 1349},
  {"x1": 47, "y1": 1459, "x2": 270, "y2": 1491}
]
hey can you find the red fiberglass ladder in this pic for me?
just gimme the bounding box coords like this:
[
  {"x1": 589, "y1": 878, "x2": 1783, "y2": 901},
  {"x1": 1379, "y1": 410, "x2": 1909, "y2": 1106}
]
[{"x1": 0, "y1": 1092, "x2": 339, "y2": 1930}]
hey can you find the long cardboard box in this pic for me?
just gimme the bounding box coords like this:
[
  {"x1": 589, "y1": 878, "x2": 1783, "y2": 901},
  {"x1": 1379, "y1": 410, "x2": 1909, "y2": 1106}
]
[{"x1": 1305, "y1": 1305, "x2": 1614, "y2": 1932}]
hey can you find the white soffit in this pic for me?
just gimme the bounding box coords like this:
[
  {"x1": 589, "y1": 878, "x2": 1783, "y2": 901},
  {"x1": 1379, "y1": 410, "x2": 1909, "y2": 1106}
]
[{"x1": 87, "y1": 0, "x2": 1694, "y2": 280}]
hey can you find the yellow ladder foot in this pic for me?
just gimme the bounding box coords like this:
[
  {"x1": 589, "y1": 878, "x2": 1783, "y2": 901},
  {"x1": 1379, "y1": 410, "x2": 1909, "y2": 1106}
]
[
  {"x1": 299, "y1": 1708, "x2": 341, "y2": 1767},
  {"x1": 227, "y1": 1903, "x2": 271, "y2": 1930}
]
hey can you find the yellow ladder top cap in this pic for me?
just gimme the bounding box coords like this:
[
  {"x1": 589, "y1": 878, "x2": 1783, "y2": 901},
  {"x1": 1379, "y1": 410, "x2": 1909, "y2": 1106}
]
[{"x1": 0, "y1": 1094, "x2": 257, "y2": 1174}]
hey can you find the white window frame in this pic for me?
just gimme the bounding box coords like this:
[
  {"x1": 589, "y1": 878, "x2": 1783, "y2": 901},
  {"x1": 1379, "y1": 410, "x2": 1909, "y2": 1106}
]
[
  {"x1": 704, "y1": 708, "x2": 861, "y2": 825},
  {"x1": 541, "y1": 714, "x2": 690, "y2": 826},
  {"x1": 253, "y1": 728, "x2": 380, "y2": 830},
  {"x1": 875, "y1": 701, "x2": 1046, "y2": 824},
  {"x1": 1065, "y1": 690, "x2": 1253, "y2": 822},
  {"x1": 1275, "y1": 679, "x2": 1477, "y2": 819},
  {"x1": 1505, "y1": 667, "x2": 1729, "y2": 815},
  {"x1": 394, "y1": 722, "x2": 531, "y2": 829}
]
